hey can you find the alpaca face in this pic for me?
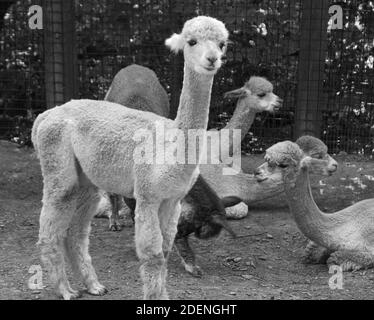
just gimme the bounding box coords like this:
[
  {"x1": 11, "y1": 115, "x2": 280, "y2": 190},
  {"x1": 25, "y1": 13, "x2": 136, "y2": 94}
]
[
  {"x1": 184, "y1": 38, "x2": 227, "y2": 75},
  {"x1": 255, "y1": 141, "x2": 303, "y2": 185},
  {"x1": 255, "y1": 154, "x2": 298, "y2": 185},
  {"x1": 224, "y1": 76, "x2": 282, "y2": 113},
  {"x1": 165, "y1": 16, "x2": 229, "y2": 76},
  {"x1": 255, "y1": 139, "x2": 338, "y2": 185}
]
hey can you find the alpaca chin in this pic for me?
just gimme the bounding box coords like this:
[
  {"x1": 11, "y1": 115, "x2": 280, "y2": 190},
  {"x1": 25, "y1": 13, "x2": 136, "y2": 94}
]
[{"x1": 194, "y1": 64, "x2": 218, "y2": 76}]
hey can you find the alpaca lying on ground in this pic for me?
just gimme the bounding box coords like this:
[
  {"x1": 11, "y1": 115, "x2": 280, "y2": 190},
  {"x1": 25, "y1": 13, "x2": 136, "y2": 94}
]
[
  {"x1": 224, "y1": 135, "x2": 340, "y2": 219},
  {"x1": 254, "y1": 140, "x2": 374, "y2": 271},
  {"x1": 31, "y1": 16, "x2": 229, "y2": 300}
]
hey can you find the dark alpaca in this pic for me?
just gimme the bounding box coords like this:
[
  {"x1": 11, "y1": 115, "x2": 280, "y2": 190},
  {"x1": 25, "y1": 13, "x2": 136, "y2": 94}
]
[{"x1": 124, "y1": 175, "x2": 240, "y2": 277}]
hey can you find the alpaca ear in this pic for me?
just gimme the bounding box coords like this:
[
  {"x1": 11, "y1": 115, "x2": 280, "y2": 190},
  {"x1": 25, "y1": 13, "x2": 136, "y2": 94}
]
[
  {"x1": 165, "y1": 33, "x2": 184, "y2": 53},
  {"x1": 224, "y1": 87, "x2": 250, "y2": 99}
]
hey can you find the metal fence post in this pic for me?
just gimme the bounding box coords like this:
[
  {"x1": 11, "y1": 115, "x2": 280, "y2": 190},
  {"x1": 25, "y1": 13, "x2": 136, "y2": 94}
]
[
  {"x1": 43, "y1": 0, "x2": 77, "y2": 109},
  {"x1": 294, "y1": 0, "x2": 329, "y2": 139}
]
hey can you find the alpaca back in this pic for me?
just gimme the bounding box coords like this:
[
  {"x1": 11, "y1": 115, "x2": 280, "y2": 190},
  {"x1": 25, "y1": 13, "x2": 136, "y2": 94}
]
[{"x1": 105, "y1": 64, "x2": 170, "y2": 118}]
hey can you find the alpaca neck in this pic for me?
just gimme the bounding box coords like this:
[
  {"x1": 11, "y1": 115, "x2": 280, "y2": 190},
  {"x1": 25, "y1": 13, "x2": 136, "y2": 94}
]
[
  {"x1": 223, "y1": 98, "x2": 257, "y2": 156},
  {"x1": 284, "y1": 169, "x2": 338, "y2": 248},
  {"x1": 201, "y1": 165, "x2": 283, "y2": 204},
  {"x1": 174, "y1": 65, "x2": 214, "y2": 131}
]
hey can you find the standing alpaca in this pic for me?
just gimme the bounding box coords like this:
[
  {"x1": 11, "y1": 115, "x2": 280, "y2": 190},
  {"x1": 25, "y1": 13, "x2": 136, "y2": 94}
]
[
  {"x1": 31, "y1": 16, "x2": 229, "y2": 300},
  {"x1": 255, "y1": 140, "x2": 374, "y2": 271},
  {"x1": 102, "y1": 64, "x2": 170, "y2": 230}
]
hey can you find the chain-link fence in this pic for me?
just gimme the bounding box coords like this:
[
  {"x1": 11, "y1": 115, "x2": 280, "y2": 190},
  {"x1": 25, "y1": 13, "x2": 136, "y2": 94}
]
[{"x1": 0, "y1": 0, "x2": 373, "y2": 154}]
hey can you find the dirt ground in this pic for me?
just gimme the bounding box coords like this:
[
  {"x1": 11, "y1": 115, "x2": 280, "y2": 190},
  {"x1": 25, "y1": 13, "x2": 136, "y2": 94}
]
[{"x1": 1, "y1": 139, "x2": 374, "y2": 300}]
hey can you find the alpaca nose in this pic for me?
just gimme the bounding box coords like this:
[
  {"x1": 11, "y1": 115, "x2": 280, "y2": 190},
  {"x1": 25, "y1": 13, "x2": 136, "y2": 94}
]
[{"x1": 207, "y1": 56, "x2": 217, "y2": 65}]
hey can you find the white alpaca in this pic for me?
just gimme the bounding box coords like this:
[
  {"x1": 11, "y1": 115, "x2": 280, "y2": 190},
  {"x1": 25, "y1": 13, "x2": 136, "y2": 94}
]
[
  {"x1": 31, "y1": 16, "x2": 229, "y2": 300},
  {"x1": 255, "y1": 140, "x2": 374, "y2": 271}
]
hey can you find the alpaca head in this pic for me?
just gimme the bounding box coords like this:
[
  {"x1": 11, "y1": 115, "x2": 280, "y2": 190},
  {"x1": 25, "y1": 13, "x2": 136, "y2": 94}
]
[
  {"x1": 255, "y1": 138, "x2": 338, "y2": 186},
  {"x1": 165, "y1": 16, "x2": 229, "y2": 75},
  {"x1": 224, "y1": 76, "x2": 282, "y2": 113},
  {"x1": 296, "y1": 135, "x2": 338, "y2": 176},
  {"x1": 255, "y1": 141, "x2": 303, "y2": 185}
]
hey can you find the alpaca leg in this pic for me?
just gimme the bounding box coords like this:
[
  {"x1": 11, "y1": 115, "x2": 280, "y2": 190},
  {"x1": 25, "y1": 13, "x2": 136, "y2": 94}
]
[
  {"x1": 327, "y1": 250, "x2": 374, "y2": 271},
  {"x1": 134, "y1": 199, "x2": 166, "y2": 300},
  {"x1": 174, "y1": 235, "x2": 202, "y2": 277},
  {"x1": 158, "y1": 199, "x2": 182, "y2": 296},
  {"x1": 38, "y1": 194, "x2": 80, "y2": 300},
  {"x1": 65, "y1": 186, "x2": 107, "y2": 296},
  {"x1": 302, "y1": 241, "x2": 331, "y2": 264},
  {"x1": 108, "y1": 194, "x2": 123, "y2": 231}
]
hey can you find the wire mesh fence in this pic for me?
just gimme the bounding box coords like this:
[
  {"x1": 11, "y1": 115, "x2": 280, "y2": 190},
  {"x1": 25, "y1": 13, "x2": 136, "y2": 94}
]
[
  {"x1": 0, "y1": 0, "x2": 373, "y2": 154},
  {"x1": 0, "y1": 0, "x2": 44, "y2": 145}
]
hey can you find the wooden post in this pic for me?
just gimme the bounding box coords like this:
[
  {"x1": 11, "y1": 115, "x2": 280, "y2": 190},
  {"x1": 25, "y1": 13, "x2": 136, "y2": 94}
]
[
  {"x1": 43, "y1": 0, "x2": 77, "y2": 109},
  {"x1": 294, "y1": 0, "x2": 329, "y2": 139}
]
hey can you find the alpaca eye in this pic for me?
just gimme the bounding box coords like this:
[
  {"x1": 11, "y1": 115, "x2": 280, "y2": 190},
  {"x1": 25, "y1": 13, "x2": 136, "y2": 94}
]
[
  {"x1": 258, "y1": 93, "x2": 266, "y2": 98},
  {"x1": 279, "y1": 164, "x2": 288, "y2": 169},
  {"x1": 188, "y1": 39, "x2": 197, "y2": 46},
  {"x1": 313, "y1": 154, "x2": 324, "y2": 160}
]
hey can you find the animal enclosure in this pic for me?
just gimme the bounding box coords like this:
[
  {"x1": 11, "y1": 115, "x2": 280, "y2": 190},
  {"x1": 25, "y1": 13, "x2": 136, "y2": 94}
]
[{"x1": 0, "y1": 0, "x2": 373, "y2": 154}]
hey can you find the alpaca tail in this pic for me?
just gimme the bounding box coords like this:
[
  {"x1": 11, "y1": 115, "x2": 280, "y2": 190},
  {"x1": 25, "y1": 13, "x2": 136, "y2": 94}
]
[{"x1": 31, "y1": 108, "x2": 53, "y2": 158}]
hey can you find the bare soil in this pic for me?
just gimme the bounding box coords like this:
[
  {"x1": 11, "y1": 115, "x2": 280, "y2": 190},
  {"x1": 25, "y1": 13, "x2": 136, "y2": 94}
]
[{"x1": 1, "y1": 140, "x2": 374, "y2": 300}]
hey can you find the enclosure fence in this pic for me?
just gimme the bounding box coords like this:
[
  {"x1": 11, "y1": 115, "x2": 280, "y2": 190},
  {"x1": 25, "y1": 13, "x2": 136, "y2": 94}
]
[{"x1": 0, "y1": 0, "x2": 373, "y2": 154}]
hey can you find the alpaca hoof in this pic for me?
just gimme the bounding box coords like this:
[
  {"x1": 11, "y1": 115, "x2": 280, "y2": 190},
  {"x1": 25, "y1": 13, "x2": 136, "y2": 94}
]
[
  {"x1": 109, "y1": 222, "x2": 123, "y2": 232},
  {"x1": 87, "y1": 283, "x2": 108, "y2": 296},
  {"x1": 145, "y1": 290, "x2": 168, "y2": 300},
  {"x1": 60, "y1": 289, "x2": 82, "y2": 300}
]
